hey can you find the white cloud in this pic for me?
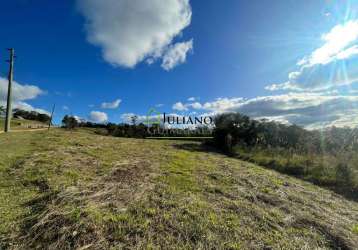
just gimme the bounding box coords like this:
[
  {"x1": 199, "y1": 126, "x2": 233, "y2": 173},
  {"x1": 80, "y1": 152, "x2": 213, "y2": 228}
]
[
  {"x1": 267, "y1": 20, "x2": 358, "y2": 91},
  {"x1": 172, "y1": 102, "x2": 188, "y2": 111},
  {"x1": 172, "y1": 93, "x2": 358, "y2": 129},
  {"x1": 306, "y1": 20, "x2": 358, "y2": 66},
  {"x1": 63, "y1": 105, "x2": 69, "y2": 111},
  {"x1": 101, "y1": 99, "x2": 121, "y2": 109},
  {"x1": 121, "y1": 113, "x2": 137, "y2": 123},
  {"x1": 77, "y1": 0, "x2": 193, "y2": 70},
  {"x1": 265, "y1": 82, "x2": 300, "y2": 91},
  {"x1": 173, "y1": 98, "x2": 244, "y2": 114},
  {"x1": 68, "y1": 115, "x2": 87, "y2": 123},
  {"x1": 89, "y1": 111, "x2": 108, "y2": 123},
  {"x1": 0, "y1": 77, "x2": 47, "y2": 114},
  {"x1": 202, "y1": 98, "x2": 244, "y2": 112},
  {"x1": 189, "y1": 102, "x2": 202, "y2": 109},
  {"x1": 161, "y1": 40, "x2": 193, "y2": 70},
  {"x1": 267, "y1": 55, "x2": 358, "y2": 91},
  {"x1": 335, "y1": 45, "x2": 358, "y2": 60},
  {"x1": 121, "y1": 113, "x2": 148, "y2": 123},
  {"x1": 187, "y1": 97, "x2": 196, "y2": 101},
  {"x1": 12, "y1": 102, "x2": 50, "y2": 115},
  {"x1": 0, "y1": 77, "x2": 44, "y2": 101}
]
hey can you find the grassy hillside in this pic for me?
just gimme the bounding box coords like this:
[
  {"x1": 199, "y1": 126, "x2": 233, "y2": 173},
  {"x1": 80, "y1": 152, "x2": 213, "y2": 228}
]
[
  {"x1": 233, "y1": 146, "x2": 358, "y2": 200},
  {"x1": 0, "y1": 118, "x2": 47, "y2": 131},
  {"x1": 0, "y1": 129, "x2": 357, "y2": 249}
]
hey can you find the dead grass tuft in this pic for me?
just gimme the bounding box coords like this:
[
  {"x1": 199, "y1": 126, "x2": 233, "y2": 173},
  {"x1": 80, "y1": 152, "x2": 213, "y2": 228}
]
[{"x1": 12, "y1": 160, "x2": 156, "y2": 249}]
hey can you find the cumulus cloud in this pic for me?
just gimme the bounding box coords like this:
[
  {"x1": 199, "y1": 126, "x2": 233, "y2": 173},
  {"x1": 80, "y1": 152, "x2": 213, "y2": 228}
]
[
  {"x1": 267, "y1": 20, "x2": 358, "y2": 91},
  {"x1": 161, "y1": 40, "x2": 193, "y2": 70},
  {"x1": 173, "y1": 93, "x2": 358, "y2": 129},
  {"x1": 121, "y1": 113, "x2": 135, "y2": 123},
  {"x1": 77, "y1": 0, "x2": 193, "y2": 70},
  {"x1": 172, "y1": 102, "x2": 188, "y2": 111},
  {"x1": 89, "y1": 111, "x2": 108, "y2": 123},
  {"x1": 173, "y1": 98, "x2": 246, "y2": 112},
  {"x1": 73, "y1": 116, "x2": 83, "y2": 122},
  {"x1": 13, "y1": 102, "x2": 50, "y2": 116},
  {"x1": 301, "y1": 20, "x2": 358, "y2": 66},
  {"x1": 202, "y1": 98, "x2": 244, "y2": 112},
  {"x1": 101, "y1": 99, "x2": 121, "y2": 109},
  {"x1": 121, "y1": 113, "x2": 149, "y2": 124},
  {"x1": 187, "y1": 97, "x2": 196, "y2": 101},
  {"x1": 0, "y1": 77, "x2": 44, "y2": 101},
  {"x1": 190, "y1": 102, "x2": 202, "y2": 109},
  {"x1": 0, "y1": 77, "x2": 47, "y2": 114},
  {"x1": 243, "y1": 95, "x2": 358, "y2": 130}
]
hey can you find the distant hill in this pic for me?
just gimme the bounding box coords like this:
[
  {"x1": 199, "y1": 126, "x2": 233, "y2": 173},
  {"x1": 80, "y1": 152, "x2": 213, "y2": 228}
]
[
  {"x1": 0, "y1": 118, "x2": 48, "y2": 131},
  {"x1": 0, "y1": 129, "x2": 357, "y2": 249}
]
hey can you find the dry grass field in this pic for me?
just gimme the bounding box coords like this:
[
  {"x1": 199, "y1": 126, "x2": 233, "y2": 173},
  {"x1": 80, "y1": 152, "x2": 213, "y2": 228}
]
[
  {"x1": 0, "y1": 129, "x2": 357, "y2": 249},
  {"x1": 0, "y1": 118, "x2": 47, "y2": 131}
]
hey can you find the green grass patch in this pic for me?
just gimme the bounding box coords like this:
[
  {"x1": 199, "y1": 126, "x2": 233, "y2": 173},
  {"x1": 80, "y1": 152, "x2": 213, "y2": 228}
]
[{"x1": 353, "y1": 224, "x2": 358, "y2": 235}]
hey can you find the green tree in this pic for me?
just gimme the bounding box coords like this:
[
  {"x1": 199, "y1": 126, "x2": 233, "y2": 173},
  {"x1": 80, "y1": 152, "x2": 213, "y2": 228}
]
[
  {"x1": 62, "y1": 115, "x2": 78, "y2": 130},
  {"x1": 213, "y1": 113, "x2": 259, "y2": 150}
]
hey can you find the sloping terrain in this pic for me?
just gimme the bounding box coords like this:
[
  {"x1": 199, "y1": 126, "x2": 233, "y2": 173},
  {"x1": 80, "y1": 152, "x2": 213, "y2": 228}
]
[
  {"x1": 0, "y1": 129, "x2": 357, "y2": 249},
  {"x1": 0, "y1": 118, "x2": 48, "y2": 131}
]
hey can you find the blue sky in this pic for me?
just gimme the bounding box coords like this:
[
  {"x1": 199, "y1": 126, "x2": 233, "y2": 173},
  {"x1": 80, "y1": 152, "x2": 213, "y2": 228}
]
[{"x1": 0, "y1": 0, "x2": 357, "y2": 129}]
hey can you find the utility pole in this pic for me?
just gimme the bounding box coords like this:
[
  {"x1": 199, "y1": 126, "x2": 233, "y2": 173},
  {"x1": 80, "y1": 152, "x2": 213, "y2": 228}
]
[
  {"x1": 48, "y1": 104, "x2": 56, "y2": 130},
  {"x1": 5, "y1": 48, "x2": 15, "y2": 133}
]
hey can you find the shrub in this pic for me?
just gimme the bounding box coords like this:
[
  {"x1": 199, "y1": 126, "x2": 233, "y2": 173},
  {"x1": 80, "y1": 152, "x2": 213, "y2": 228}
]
[{"x1": 336, "y1": 163, "x2": 353, "y2": 187}]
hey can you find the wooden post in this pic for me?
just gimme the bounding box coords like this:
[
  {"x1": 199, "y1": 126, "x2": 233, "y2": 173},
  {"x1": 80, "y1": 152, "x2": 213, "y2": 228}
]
[
  {"x1": 48, "y1": 104, "x2": 56, "y2": 130},
  {"x1": 5, "y1": 48, "x2": 15, "y2": 133}
]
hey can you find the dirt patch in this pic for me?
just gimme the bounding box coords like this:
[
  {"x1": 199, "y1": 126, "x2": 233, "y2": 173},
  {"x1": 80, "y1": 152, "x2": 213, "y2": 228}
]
[
  {"x1": 87, "y1": 161, "x2": 156, "y2": 207},
  {"x1": 106, "y1": 160, "x2": 151, "y2": 184}
]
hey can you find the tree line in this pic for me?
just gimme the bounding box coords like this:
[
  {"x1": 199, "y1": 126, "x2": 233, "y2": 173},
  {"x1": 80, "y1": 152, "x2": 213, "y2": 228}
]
[
  {"x1": 212, "y1": 113, "x2": 358, "y2": 199},
  {"x1": 13, "y1": 109, "x2": 51, "y2": 123},
  {"x1": 61, "y1": 112, "x2": 358, "y2": 153},
  {"x1": 0, "y1": 107, "x2": 51, "y2": 123},
  {"x1": 62, "y1": 115, "x2": 212, "y2": 138},
  {"x1": 213, "y1": 112, "x2": 358, "y2": 154}
]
